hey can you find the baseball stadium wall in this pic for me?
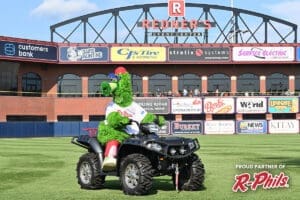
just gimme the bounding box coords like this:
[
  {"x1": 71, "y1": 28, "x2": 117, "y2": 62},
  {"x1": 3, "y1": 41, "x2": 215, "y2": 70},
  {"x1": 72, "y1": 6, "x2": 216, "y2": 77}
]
[{"x1": 1, "y1": 36, "x2": 300, "y2": 137}]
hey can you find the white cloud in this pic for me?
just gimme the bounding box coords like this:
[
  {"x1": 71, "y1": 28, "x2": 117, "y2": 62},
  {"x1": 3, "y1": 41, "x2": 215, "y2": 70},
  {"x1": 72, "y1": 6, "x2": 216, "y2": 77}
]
[{"x1": 31, "y1": 0, "x2": 99, "y2": 19}]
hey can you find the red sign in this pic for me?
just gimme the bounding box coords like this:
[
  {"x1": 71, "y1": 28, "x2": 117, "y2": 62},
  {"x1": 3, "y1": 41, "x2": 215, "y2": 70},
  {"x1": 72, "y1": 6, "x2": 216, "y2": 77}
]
[{"x1": 168, "y1": 0, "x2": 185, "y2": 17}]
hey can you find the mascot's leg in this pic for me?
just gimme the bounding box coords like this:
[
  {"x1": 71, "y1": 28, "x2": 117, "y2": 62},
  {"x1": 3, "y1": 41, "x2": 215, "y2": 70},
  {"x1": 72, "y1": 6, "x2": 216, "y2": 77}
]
[{"x1": 102, "y1": 140, "x2": 120, "y2": 171}]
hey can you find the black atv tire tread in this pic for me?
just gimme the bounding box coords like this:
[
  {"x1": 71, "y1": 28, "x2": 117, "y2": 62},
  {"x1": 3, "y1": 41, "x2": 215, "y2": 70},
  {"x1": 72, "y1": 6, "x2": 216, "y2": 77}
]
[
  {"x1": 174, "y1": 154, "x2": 205, "y2": 191},
  {"x1": 76, "y1": 153, "x2": 105, "y2": 189},
  {"x1": 120, "y1": 153, "x2": 153, "y2": 195}
]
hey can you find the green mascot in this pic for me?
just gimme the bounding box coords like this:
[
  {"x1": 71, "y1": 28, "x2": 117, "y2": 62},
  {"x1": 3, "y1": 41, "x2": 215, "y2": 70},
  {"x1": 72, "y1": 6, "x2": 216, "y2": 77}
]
[{"x1": 97, "y1": 66, "x2": 165, "y2": 171}]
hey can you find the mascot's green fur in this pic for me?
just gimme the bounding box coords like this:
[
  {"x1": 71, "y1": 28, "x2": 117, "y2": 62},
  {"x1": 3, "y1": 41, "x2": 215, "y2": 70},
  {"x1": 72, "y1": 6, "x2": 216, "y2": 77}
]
[{"x1": 97, "y1": 66, "x2": 165, "y2": 170}]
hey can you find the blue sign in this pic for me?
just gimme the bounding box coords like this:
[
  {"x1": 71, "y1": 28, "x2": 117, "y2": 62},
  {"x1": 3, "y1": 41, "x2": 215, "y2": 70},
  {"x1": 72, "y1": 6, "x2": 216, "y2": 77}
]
[
  {"x1": 297, "y1": 47, "x2": 300, "y2": 61},
  {"x1": 171, "y1": 121, "x2": 203, "y2": 134},
  {"x1": 236, "y1": 120, "x2": 267, "y2": 134},
  {"x1": 0, "y1": 41, "x2": 57, "y2": 61},
  {"x1": 59, "y1": 46, "x2": 108, "y2": 62}
]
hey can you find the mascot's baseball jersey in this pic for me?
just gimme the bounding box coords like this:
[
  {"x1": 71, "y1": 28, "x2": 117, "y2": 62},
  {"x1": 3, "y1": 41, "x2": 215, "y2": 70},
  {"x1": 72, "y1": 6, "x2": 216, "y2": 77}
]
[{"x1": 105, "y1": 101, "x2": 147, "y2": 135}]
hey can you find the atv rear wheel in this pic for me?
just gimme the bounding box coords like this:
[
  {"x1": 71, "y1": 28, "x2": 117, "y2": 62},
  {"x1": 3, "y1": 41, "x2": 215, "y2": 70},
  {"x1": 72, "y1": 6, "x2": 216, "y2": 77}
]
[
  {"x1": 120, "y1": 153, "x2": 153, "y2": 195},
  {"x1": 172, "y1": 154, "x2": 205, "y2": 191},
  {"x1": 76, "y1": 153, "x2": 105, "y2": 189}
]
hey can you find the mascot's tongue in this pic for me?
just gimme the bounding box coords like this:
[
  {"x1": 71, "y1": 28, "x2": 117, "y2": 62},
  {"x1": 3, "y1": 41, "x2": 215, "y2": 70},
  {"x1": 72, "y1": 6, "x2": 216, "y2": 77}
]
[{"x1": 115, "y1": 66, "x2": 127, "y2": 75}]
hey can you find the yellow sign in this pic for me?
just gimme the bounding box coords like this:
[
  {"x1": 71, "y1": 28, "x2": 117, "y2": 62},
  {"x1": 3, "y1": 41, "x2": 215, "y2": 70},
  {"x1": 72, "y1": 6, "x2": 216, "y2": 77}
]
[{"x1": 111, "y1": 47, "x2": 166, "y2": 62}]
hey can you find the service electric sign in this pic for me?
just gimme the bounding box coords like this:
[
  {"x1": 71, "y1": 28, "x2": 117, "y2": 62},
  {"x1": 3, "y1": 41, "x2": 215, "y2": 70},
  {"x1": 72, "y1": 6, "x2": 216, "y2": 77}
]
[{"x1": 233, "y1": 47, "x2": 294, "y2": 62}]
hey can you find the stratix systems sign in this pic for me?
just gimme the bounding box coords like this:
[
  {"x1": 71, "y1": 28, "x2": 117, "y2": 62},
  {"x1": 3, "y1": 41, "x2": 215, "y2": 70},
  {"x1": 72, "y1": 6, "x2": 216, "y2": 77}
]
[
  {"x1": 168, "y1": 47, "x2": 230, "y2": 61},
  {"x1": 0, "y1": 41, "x2": 57, "y2": 61}
]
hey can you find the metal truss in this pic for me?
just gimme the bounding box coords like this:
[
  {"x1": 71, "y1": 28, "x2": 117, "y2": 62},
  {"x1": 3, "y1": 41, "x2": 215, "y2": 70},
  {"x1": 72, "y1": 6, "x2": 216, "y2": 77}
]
[{"x1": 50, "y1": 3, "x2": 297, "y2": 44}]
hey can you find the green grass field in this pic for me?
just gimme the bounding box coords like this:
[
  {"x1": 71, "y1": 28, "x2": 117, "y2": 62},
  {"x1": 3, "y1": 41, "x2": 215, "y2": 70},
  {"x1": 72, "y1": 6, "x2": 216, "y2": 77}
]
[{"x1": 0, "y1": 134, "x2": 299, "y2": 200}]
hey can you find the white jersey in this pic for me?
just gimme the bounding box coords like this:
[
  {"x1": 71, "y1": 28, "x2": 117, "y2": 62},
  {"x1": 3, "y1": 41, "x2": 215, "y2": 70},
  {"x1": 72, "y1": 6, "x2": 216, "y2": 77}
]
[{"x1": 105, "y1": 101, "x2": 147, "y2": 135}]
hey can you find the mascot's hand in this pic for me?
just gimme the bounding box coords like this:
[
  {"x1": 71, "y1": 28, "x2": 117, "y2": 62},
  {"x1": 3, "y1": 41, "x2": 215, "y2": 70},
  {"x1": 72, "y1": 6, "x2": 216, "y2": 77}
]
[
  {"x1": 100, "y1": 81, "x2": 112, "y2": 97},
  {"x1": 142, "y1": 113, "x2": 165, "y2": 127},
  {"x1": 157, "y1": 116, "x2": 166, "y2": 127},
  {"x1": 107, "y1": 112, "x2": 130, "y2": 129}
]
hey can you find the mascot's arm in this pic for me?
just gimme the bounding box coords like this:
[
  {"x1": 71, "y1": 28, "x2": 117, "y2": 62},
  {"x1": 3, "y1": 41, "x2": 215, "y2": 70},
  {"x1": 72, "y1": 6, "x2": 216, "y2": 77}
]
[
  {"x1": 97, "y1": 112, "x2": 131, "y2": 145},
  {"x1": 106, "y1": 111, "x2": 130, "y2": 129},
  {"x1": 141, "y1": 113, "x2": 165, "y2": 127}
]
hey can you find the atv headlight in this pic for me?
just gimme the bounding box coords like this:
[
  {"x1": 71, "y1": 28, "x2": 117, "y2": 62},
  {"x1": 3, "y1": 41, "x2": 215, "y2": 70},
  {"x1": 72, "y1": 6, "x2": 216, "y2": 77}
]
[
  {"x1": 179, "y1": 146, "x2": 187, "y2": 155},
  {"x1": 146, "y1": 142, "x2": 162, "y2": 152},
  {"x1": 169, "y1": 148, "x2": 177, "y2": 155}
]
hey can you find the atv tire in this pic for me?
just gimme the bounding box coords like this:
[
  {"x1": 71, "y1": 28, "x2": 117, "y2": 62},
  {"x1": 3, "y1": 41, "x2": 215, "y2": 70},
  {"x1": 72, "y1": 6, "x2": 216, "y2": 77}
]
[
  {"x1": 120, "y1": 153, "x2": 153, "y2": 195},
  {"x1": 172, "y1": 153, "x2": 205, "y2": 191},
  {"x1": 76, "y1": 153, "x2": 105, "y2": 189}
]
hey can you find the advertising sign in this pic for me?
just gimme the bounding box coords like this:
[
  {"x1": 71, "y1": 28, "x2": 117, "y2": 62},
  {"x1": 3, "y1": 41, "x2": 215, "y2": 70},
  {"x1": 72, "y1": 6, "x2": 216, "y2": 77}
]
[
  {"x1": 236, "y1": 120, "x2": 267, "y2": 134},
  {"x1": 233, "y1": 47, "x2": 294, "y2": 62},
  {"x1": 268, "y1": 120, "x2": 299, "y2": 134},
  {"x1": 171, "y1": 121, "x2": 203, "y2": 134},
  {"x1": 134, "y1": 98, "x2": 169, "y2": 114},
  {"x1": 268, "y1": 97, "x2": 298, "y2": 113},
  {"x1": 171, "y1": 97, "x2": 202, "y2": 114},
  {"x1": 110, "y1": 47, "x2": 166, "y2": 62},
  {"x1": 168, "y1": 47, "x2": 230, "y2": 61},
  {"x1": 297, "y1": 47, "x2": 300, "y2": 61},
  {"x1": 236, "y1": 97, "x2": 267, "y2": 113},
  {"x1": 0, "y1": 41, "x2": 57, "y2": 61},
  {"x1": 204, "y1": 120, "x2": 235, "y2": 134},
  {"x1": 203, "y1": 97, "x2": 235, "y2": 114},
  {"x1": 59, "y1": 46, "x2": 108, "y2": 62}
]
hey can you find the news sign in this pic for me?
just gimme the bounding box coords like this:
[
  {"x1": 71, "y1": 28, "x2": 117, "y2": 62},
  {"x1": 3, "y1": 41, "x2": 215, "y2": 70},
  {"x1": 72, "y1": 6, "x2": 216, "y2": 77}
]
[
  {"x1": 203, "y1": 97, "x2": 235, "y2": 114},
  {"x1": 204, "y1": 120, "x2": 235, "y2": 134},
  {"x1": 268, "y1": 120, "x2": 299, "y2": 134},
  {"x1": 171, "y1": 121, "x2": 203, "y2": 134},
  {"x1": 268, "y1": 97, "x2": 298, "y2": 113},
  {"x1": 110, "y1": 47, "x2": 166, "y2": 62},
  {"x1": 236, "y1": 120, "x2": 267, "y2": 134},
  {"x1": 59, "y1": 46, "x2": 108, "y2": 62},
  {"x1": 168, "y1": 47, "x2": 230, "y2": 62},
  {"x1": 236, "y1": 97, "x2": 267, "y2": 113},
  {"x1": 134, "y1": 98, "x2": 169, "y2": 114},
  {"x1": 0, "y1": 40, "x2": 57, "y2": 61},
  {"x1": 233, "y1": 47, "x2": 294, "y2": 62},
  {"x1": 171, "y1": 97, "x2": 202, "y2": 114}
]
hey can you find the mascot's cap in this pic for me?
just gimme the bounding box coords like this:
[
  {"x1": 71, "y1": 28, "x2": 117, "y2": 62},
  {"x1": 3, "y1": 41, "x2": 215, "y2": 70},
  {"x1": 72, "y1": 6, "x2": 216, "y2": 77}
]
[
  {"x1": 108, "y1": 73, "x2": 118, "y2": 80},
  {"x1": 115, "y1": 66, "x2": 127, "y2": 75}
]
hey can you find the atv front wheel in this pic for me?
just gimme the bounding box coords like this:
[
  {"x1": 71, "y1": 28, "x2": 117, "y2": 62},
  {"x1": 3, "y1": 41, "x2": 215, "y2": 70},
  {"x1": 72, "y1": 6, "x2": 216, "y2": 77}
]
[
  {"x1": 76, "y1": 153, "x2": 105, "y2": 189},
  {"x1": 120, "y1": 153, "x2": 153, "y2": 195},
  {"x1": 172, "y1": 154, "x2": 205, "y2": 191}
]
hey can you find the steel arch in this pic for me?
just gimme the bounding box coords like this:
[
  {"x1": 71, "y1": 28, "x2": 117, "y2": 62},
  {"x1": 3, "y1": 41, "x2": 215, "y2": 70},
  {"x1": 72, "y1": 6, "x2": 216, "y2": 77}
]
[{"x1": 50, "y1": 3, "x2": 297, "y2": 44}]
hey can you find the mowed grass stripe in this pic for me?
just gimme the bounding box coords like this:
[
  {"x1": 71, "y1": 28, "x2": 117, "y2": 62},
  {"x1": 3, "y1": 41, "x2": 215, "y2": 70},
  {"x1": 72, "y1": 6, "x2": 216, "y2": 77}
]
[{"x1": 0, "y1": 134, "x2": 299, "y2": 200}]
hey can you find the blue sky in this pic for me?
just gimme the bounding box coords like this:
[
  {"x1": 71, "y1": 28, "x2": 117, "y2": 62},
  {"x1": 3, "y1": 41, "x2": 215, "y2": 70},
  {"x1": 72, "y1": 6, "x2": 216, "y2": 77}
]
[{"x1": 1, "y1": 0, "x2": 300, "y2": 42}]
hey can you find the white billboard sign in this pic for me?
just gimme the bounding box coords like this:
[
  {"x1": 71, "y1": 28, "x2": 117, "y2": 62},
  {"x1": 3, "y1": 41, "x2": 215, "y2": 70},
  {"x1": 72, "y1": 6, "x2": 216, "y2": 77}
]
[
  {"x1": 236, "y1": 97, "x2": 267, "y2": 113},
  {"x1": 204, "y1": 120, "x2": 235, "y2": 134},
  {"x1": 171, "y1": 97, "x2": 202, "y2": 114},
  {"x1": 268, "y1": 120, "x2": 299, "y2": 134},
  {"x1": 233, "y1": 47, "x2": 294, "y2": 62}
]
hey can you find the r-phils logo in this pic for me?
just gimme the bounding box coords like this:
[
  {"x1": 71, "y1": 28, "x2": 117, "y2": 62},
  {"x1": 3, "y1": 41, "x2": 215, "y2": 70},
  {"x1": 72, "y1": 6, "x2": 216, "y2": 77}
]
[
  {"x1": 232, "y1": 171, "x2": 289, "y2": 192},
  {"x1": 168, "y1": 0, "x2": 185, "y2": 17}
]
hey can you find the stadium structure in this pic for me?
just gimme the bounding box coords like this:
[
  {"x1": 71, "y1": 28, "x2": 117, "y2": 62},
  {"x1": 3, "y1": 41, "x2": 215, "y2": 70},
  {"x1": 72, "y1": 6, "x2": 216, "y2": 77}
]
[{"x1": 1, "y1": 1, "x2": 300, "y2": 137}]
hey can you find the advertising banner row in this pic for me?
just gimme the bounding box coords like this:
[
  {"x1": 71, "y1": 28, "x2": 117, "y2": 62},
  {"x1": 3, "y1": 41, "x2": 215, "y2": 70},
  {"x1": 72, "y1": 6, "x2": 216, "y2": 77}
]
[
  {"x1": 135, "y1": 97, "x2": 299, "y2": 114},
  {"x1": 2, "y1": 39, "x2": 300, "y2": 63},
  {"x1": 160, "y1": 120, "x2": 299, "y2": 135}
]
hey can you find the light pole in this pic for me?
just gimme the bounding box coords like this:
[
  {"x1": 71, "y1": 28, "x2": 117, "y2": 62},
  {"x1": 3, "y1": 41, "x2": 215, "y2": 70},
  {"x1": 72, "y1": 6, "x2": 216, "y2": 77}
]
[{"x1": 231, "y1": 0, "x2": 235, "y2": 43}]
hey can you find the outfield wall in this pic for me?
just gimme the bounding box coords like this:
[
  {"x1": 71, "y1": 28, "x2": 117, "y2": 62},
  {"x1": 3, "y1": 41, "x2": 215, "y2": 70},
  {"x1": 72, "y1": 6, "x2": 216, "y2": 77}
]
[{"x1": 0, "y1": 120, "x2": 299, "y2": 138}]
